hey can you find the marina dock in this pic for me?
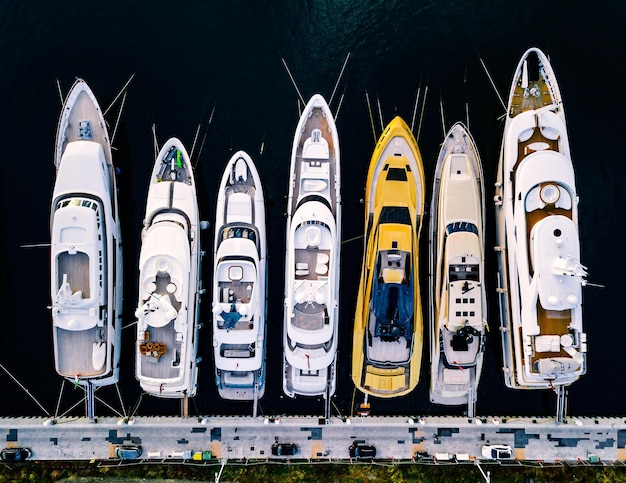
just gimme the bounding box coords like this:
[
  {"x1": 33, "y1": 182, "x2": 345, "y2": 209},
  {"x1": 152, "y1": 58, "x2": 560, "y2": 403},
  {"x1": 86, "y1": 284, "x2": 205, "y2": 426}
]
[{"x1": 2, "y1": 414, "x2": 625, "y2": 463}]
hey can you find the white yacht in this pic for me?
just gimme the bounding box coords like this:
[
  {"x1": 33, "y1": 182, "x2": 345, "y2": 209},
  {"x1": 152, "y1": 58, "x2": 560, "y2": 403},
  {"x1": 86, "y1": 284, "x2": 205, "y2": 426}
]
[
  {"x1": 134, "y1": 138, "x2": 203, "y2": 398},
  {"x1": 283, "y1": 94, "x2": 341, "y2": 399},
  {"x1": 212, "y1": 151, "x2": 267, "y2": 401},
  {"x1": 429, "y1": 122, "x2": 487, "y2": 413},
  {"x1": 495, "y1": 47, "x2": 587, "y2": 392},
  {"x1": 50, "y1": 79, "x2": 122, "y2": 388}
]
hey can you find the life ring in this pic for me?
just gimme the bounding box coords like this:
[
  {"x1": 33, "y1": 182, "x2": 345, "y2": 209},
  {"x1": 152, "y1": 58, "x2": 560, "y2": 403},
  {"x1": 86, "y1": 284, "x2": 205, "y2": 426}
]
[
  {"x1": 139, "y1": 343, "x2": 147, "y2": 355},
  {"x1": 146, "y1": 342, "x2": 154, "y2": 351},
  {"x1": 158, "y1": 343, "x2": 167, "y2": 356}
]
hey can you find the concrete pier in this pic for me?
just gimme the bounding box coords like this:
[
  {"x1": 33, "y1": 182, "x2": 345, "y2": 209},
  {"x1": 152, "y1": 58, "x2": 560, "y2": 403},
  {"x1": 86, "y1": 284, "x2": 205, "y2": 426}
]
[{"x1": 1, "y1": 415, "x2": 625, "y2": 463}]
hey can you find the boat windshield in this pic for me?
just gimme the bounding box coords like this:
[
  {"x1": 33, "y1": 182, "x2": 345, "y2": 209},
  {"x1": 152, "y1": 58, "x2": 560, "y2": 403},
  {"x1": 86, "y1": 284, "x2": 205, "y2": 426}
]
[
  {"x1": 55, "y1": 197, "x2": 100, "y2": 213},
  {"x1": 445, "y1": 221, "x2": 478, "y2": 235},
  {"x1": 219, "y1": 225, "x2": 257, "y2": 244}
]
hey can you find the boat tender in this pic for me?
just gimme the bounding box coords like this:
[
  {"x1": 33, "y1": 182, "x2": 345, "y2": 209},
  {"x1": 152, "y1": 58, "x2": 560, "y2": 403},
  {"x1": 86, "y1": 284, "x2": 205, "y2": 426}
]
[
  {"x1": 429, "y1": 122, "x2": 487, "y2": 413},
  {"x1": 135, "y1": 138, "x2": 203, "y2": 398},
  {"x1": 212, "y1": 151, "x2": 267, "y2": 401},
  {"x1": 494, "y1": 47, "x2": 587, "y2": 392},
  {"x1": 352, "y1": 116, "x2": 425, "y2": 398},
  {"x1": 50, "y1": 79, "x2": 123, "y2": 387},
  {"x1": 283, "y1": 94, "x2": 341, "y2": 399}
]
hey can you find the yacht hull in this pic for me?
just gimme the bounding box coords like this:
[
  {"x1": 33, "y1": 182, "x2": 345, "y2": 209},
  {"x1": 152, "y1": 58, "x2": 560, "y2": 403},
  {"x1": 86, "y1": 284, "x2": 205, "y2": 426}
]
[
  {"x1": 50, "y1": 79, "x2": 122, "y2": 387},
  {"x1": 212, "y1": 151, "x2": 267, "y2": 401},
  {"x1": 495, "y1": 47, "x2": 587, "y2": 390},
  {"x1": 283, "y1": 95, "x2": 341, "y2": 399},
  {"x1": 429, "y1": 122, "x2": 486, "y2": 408},
  {"x1": 352, "y1": 116, "x2": 425, "y2": 398},
  {"x1": 135, "y1": 138, "x2": 202, "y2": 398}
]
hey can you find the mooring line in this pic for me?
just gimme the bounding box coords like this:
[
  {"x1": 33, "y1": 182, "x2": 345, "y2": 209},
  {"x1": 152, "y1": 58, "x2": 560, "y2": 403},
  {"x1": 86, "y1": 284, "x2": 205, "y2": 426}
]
[
  {"x1": 151, "y1": 123, "x2": 158, "y2": 160},
  {"x1": 94, "y1": 393, "x2": 124, "y2": 419},
  {"x1": 439, "y1": 93, "x2": 446, "y2": 138},
  {"x1": 478, "y1": 56, "x2": 506, "y2": 111},
  {"x1": 54, "y1": 380, "x2": 65, "y2": 419},
  {"x1": 417, "y1": 85, "x2": 429, "y2": 142},
  {"x1": 410, "y1": 86, "x2": 421, "y2": 133},
  {"x1": 56, "y1": 78, "x2": 64, "y2": 105},
  {"x1": 464, "y1": 60, "x2": 471, "y2": 129},
  {"x1": 58, "y1": 397, "x2": 84, "y2": 419},
  {"x1": 110, "y1": 90, "x2": 127, "y2": 146},
  {"x1": 365, "y1": 90, "x2": 376, "y2": 143},
  {"x1": 115, "y1": 383, "x2": 127, "y2": 419},
  {"x1": 335, "y1": 89, "x2": 346, "y2": 122},
  {"x1": 281, "y1": 57, "x2": 305, "y2": 106},
  {"x1": 376, "y1": 94, "x2": 384, "y2": 132},
  {"x1": 190, "y1": 122, "x2": 202, "y2": 161},
  {"x1": 330, "y1": 52, "x2": 351, "y2": 107},
  {"x1": 195, "y1": 132, "x2": 209, "y2": 168},
  {"x1": 0, "y1": 363, "x2": 50, "y2": 416},
  {"x1": 103, "y1": 72, "x2": 135, "y2": 116},
  {"x1": 342, "y1": 233, "x2": 364, "y2": 244}
]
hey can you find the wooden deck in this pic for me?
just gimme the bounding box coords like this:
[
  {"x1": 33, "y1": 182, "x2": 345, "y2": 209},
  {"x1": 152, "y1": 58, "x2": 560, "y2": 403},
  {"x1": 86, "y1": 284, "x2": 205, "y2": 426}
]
[
  {"x1": 510, "y1": 78, "x2": 554, "y2": 117},
  {"x1": 57, "y1": 251, "x2": 91, "y2": 299},
  {"x1": 55, "y1": 248, "x2": 107, "y2": 377},
  {"x1": 292, "y1": 303, "x2": 327, "y2": 331},
  {"x1": 513, "y1": 101, "x2": 574, "y2": 371},
  {"x1": 139, "y1": 273, "x2": 183, "y2": 380},
  {"x1": 529, "y1": 306, "x2": 572, "y2": 367},
  {"x1": 139, "y1": 319, "x2": 181, "y2": 381},
  {"x1": 294, "y1": 248, "x2": 330, "y2": 281},
  {"x1": 291, "y1": 106, "x2": 337, "y2": 217},
  {"x1": 56, "y1": 326, "x2": 106, "y2": 377}
]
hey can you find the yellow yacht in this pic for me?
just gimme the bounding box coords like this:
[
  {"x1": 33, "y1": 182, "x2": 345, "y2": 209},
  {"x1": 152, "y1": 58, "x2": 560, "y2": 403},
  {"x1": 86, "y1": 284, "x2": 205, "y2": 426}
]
[{"x1": 352, "y1": 116, "x2": 425, "y2": 398}]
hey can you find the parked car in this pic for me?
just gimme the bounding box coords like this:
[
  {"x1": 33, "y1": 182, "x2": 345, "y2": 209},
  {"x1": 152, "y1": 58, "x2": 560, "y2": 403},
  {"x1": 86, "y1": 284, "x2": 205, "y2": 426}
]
[
  {"x1": 167, "y1": 450, "x2": 193, "y2": 460},
  {"x1": 115, "y1": 443, "x2": 143, "y2": 460},
  {"x1": 349, "y1": 442, "x2": 376, "y2": 459},
  {"x1": 481, "y1": 444, "x2": 513, "y2": 460},
  {"x1": 0, "y1": 447, "x2": 31, "y2": 461},
  {"x1": 271, "y1": 442, "x2": 298, "y2": 456}
]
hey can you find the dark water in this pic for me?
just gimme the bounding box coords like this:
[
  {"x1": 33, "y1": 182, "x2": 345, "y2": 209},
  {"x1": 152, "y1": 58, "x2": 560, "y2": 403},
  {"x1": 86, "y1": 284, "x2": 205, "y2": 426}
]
[{"x1": 0, "y1": 1, "x2": 624, "y2": 418}]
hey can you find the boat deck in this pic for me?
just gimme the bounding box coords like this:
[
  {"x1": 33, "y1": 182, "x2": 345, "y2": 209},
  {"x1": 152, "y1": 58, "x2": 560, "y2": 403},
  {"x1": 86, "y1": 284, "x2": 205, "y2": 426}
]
[
  {"x1": 139, "y1": 273, "x2": 183, "y2": 381},
  {"x1": 55, "y1": 246, "x2": 107, "y2": 378},
  {"x1": 139, "y1": 320, "x2": 182, "y2": 381},
  {"x1": 58, "y1": 86, "x2": 115, "y2": 205},
  {"x1": 516, "y1": 112, "x2": 574, "y2": 370},
  {"x1": 294, "y1": 247, "x2": 330, "y2": 281},
  {"x1": 216, "y1": 279, "x2": 255, "y2": 331},
  {"x1": 156, "y1": 145, "x2": 193, "y2": 185},
  {"x1": 367, "y1": 323, "x2": 411, "y2": 365},
  {"x1": 526, "y1": 307, "x2": 572, "y2": 367},
  {"x1": 57, "y1": 251, "x2": 91, "y2": 299},
  {"x1": 514, "y1": 125, "x2": 560, "y2": 174},
  {"x1": 509, "y1": 78, "x2": 553, "y2": 117},
  {"x1": 223, "y1": 184, "x2": 258, "y2": 225},
  {"x1": 56, "y1": 326, "x2": 106, "y2": 377},
  {"x1": 61, "y1": 90, "x2": 110, "y2": 151},
  {"x1": 291, "y1": 105, "x2": 337, "y2": 217},
  {"x1": 292, "y1": 302, "x2": 327, "y2": 331}
]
